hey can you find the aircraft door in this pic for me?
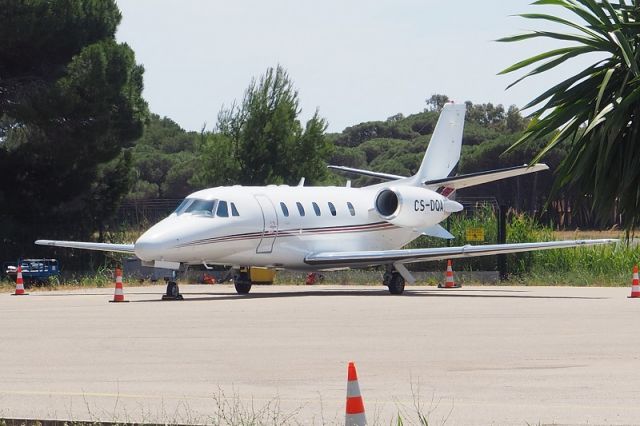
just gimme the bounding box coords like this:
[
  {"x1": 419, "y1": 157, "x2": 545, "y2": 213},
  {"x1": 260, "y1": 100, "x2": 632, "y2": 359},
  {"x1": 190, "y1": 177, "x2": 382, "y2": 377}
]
[{"x1": 255, "y1": 194, "x2": 278, "y2": 253}]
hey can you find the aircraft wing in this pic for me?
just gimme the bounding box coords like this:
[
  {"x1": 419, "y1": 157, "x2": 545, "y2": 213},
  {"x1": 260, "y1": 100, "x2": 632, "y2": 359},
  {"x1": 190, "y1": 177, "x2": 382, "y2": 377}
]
[
  {"x1": 304, "y1": 239, "x2": 617, "y2": 268},
  {"x1": 35, "y1": 240, "x2": 135, "y2": 254}
]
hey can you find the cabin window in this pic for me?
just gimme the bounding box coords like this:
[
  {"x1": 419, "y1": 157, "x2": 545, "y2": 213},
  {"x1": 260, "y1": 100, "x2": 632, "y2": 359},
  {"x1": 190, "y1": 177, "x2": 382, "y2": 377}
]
[
  {"x1": 280, "y1": 202, "x2": 290, "y2": 217},
  {"x1": 328, "y1": 202, "x2": 337, "y2": 216},
  {"x1": 312, "y1": 202, "x2": 321, "y2": 216},
  {"x1": 216, "y1": 200, "x2": 229, "y2": 217},
  {"x1": 296, "y1": 202, "x2": 305, "y2": 216},
  {"x1": 347, "y1": 202, "x2": 356, "y2": 216},
  {"x1": 231, "y1": 202, "x2": 239, "y2": 217}
]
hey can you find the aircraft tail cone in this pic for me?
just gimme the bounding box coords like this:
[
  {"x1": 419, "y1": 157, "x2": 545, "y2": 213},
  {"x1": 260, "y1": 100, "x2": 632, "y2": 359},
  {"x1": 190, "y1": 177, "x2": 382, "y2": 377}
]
[
  {"x1": 12, "y1": 266, "x2": 28, "y2": 296},
  {"x1": 110, "y1": 268, "x2": 129, "y2": 303},
  {"x1": 629, "y1": 265, "x2": 640, "y2": 298},
  {"x1": 345, "y1": 362, "x2": 366, "y2": 426},
  {"x1": 439, "y1": 260, "x2": 460, "y2": 289}
]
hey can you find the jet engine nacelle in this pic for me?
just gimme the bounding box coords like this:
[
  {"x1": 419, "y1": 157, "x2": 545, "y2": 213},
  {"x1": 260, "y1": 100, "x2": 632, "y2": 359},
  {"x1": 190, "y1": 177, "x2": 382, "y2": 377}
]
[{"x1": 374, "y1": 186, "x2": 463, "y2": 228}]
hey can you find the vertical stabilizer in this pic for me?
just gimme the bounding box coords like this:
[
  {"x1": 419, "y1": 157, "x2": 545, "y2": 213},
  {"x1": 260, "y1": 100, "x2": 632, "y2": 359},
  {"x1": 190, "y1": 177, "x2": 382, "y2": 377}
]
[{"x1": 409, "y1": 103, "x2": 466, "y2": 185}]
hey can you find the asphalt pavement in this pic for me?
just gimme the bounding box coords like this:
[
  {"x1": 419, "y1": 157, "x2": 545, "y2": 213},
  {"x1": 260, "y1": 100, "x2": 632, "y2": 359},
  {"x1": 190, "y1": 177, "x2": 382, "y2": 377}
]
[{"x1": 1, "y1": 283, "x2": 638, "y2": 425}]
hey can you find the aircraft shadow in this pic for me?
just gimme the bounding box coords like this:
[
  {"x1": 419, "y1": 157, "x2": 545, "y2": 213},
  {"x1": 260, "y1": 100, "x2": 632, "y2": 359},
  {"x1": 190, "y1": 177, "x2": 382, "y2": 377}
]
[
  {"x1": 29, "y1": 291, "x2": 163, "y2": 297},
  {"x1": 131, "y1": 288, "x2": 607, "y2": 302}
]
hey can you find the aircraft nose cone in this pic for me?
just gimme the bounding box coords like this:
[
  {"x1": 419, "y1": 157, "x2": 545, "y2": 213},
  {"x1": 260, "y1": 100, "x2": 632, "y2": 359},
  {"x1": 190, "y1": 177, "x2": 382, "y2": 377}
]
[
  {"x1": 134, "y1": 221, "x2": 181, "y2": 261},
  {"x1": 134, "y1": 235, "x2": 164, "y2": 261}
]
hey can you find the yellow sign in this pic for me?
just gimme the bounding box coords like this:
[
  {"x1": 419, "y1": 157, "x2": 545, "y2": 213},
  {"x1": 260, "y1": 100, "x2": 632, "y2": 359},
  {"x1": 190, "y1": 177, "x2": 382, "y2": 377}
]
[{"x1": 466, "y1": 227, "x2": 485, "y2": 242}]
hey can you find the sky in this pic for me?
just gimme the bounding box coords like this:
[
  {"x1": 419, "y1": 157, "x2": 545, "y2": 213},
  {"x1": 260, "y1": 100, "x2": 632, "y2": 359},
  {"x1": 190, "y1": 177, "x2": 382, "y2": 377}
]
[{"x1": 115, "y1": 0, "x2": 586, "y2": 133}]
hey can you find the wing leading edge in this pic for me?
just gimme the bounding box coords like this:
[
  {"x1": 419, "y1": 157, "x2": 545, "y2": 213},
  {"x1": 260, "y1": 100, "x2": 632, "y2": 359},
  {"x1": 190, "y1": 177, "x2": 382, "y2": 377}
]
[
  {"x1": 35, "y1": 240, "x2": 135, "y2": 254},
  {"x1": 304, "y1": 239, "x2": 617, "y2": 268}
]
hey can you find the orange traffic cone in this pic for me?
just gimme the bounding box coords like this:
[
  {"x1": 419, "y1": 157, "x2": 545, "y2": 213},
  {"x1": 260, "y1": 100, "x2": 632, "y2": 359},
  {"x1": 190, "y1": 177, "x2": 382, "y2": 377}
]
[
  {"x1": 110, "y1": 268, "x2": 128, "y2": 303},
  {"x1": 345, "y1": 362, "x2": 366, "y2": 426},
  {"x1": 12, "y1": 265, "x2": 28, "y2": 296},
  {"x1": 440, "y1": 260, "x2": 459, "y2": 289},
  {"x1": 629, "y1": 265, "x2": 640, "y2": 298}
]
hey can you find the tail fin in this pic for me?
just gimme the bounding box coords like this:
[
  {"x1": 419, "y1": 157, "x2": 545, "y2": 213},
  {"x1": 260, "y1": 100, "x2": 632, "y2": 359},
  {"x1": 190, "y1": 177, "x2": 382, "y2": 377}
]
[{"x1": 409, "y1": 103, "x2": 466, "y2": 185}]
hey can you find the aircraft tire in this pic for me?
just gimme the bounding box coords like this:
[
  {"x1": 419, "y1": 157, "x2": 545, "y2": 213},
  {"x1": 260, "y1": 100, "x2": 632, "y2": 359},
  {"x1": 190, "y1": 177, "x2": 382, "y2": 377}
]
[
  {"x1": 161, "y1": 281, "x2": 184, "y2": 300},
  {"x1": 234, "y1": 281, "x2": 252, "y2": 294},
  {"x1": 387, "y1": 273, "x2": 405, "y2": 295}
]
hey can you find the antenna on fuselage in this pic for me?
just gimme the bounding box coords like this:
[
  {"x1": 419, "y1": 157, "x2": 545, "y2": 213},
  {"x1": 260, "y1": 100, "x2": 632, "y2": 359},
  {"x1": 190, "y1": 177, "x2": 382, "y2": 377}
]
[
  {"x1": 297, "y1": 177, "x2": 305, "y2": 187},
  {"x1": 346, "y1": 180, "x2": 352, "y2": 188}
]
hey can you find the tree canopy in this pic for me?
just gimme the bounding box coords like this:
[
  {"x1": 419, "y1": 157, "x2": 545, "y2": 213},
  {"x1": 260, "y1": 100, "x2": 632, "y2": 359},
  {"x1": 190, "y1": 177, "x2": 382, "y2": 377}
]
[
  {"x1": 192, "y1": 65, "x2": 332, "y2": 187},
  {"x1": 499, "y1": 0, "x2": 640, "y2": 232},
  {"x1": 0, "y1": 0, "x2": 147, "y2": 258}
]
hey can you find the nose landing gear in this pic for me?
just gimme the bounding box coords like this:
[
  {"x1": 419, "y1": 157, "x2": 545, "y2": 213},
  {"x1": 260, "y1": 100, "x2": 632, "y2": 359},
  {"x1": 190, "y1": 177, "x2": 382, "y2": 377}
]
[{"x1": 161, "y1": 270, "x2": 184, "y2": 300}]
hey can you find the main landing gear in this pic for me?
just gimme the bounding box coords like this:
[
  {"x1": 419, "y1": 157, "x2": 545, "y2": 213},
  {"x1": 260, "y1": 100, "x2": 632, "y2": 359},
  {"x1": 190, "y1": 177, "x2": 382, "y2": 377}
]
[
  {"x1": 233, "y1": 268, "x2": 252, "y2": 294},
  {"x1": 383, "y1": 264, "x2": 415, "y2": 295},
  {"x1": 383, "y1": 269, "x2": 405, "y2": 295}
]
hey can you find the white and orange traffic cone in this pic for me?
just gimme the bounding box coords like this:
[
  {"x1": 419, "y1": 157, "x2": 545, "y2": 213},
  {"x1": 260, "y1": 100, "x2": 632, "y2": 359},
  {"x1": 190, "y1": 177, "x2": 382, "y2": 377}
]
[
  {"x1": 440, "y1": 260, "x2": 460, "y2": 289},
  {"x1": 630, "y1": 265, "x2": 640, "y2": 298},
  {"x1": 110, "y1": 268, "x2": 128, "y2": 303},
  {"x1": 345, "y1": 362, "x2": 366, "y2": 426},
  {"x1": 12, "y1": 265, "x2": 28, "y2": 296}
]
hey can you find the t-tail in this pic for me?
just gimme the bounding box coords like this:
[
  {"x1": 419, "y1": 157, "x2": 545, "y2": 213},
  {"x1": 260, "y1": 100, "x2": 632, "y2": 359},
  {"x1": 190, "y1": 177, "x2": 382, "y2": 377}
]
[
  {"x1": 407, "y1": 103, "x2": 549, "y2": 192},
  {"x1": 405, "y1": 103, "x2": 466, "y2": 187},
  {"x1": 327, "y1": 102, "x2": 549, "y2": 192}
]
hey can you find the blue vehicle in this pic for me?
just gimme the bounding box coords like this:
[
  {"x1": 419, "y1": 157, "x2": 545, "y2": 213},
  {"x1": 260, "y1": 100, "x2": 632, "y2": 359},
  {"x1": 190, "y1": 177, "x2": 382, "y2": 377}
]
[{"x1": 3, "y1": 259, "x2": 60, "y2": 285}]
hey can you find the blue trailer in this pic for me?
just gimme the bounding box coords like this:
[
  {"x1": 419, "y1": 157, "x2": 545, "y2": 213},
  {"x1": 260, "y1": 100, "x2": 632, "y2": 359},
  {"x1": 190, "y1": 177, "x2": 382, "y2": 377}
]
[{"x1": 3, "y1": 259, "x2": 60, "y2": 285}]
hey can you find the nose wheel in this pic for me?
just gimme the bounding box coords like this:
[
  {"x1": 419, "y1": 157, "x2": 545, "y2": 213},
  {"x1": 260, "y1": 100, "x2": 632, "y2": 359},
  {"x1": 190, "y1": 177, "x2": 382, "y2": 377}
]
[{"x1": 161, "y1": 280, "x2": 184, "y2": 300}]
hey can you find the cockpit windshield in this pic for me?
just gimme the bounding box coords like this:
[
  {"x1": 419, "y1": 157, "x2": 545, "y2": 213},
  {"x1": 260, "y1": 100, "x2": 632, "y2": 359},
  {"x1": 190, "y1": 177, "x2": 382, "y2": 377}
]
[
  {"x1": 174, "y1": 198, "x2": 218, "y2": 216},
  {"x1": 173, "y1": 198, "x2": 239, "y2": 217}
]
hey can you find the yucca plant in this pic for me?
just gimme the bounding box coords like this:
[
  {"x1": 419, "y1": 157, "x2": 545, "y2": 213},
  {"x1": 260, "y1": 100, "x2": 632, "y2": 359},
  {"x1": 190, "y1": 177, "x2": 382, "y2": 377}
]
[{"x1": 499, "y1": 0, "x2": 640, "y2": 234}]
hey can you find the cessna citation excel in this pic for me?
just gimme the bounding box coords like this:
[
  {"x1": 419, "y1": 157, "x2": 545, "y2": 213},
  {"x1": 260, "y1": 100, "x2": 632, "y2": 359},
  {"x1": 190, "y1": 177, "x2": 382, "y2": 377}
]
[{"x1": 37, "y1": 104, "x2": 616, "y2": 299}]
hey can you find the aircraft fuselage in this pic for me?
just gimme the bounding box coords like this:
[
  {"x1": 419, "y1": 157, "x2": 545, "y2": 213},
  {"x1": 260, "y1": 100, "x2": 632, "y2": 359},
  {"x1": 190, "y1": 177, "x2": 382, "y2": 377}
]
[{"x1": 133, "y1": 184, "x2": 450, "y2": 270}]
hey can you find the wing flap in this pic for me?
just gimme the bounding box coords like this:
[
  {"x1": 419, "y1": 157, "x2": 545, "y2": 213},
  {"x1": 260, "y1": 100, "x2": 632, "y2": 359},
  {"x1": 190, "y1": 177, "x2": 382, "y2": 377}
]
[
  {"x1": 305, "y1": 239, "x2": 617, "y2": 267},
  {"x1": 35, "y1": 240, "x2": 135, "y2": 254}
]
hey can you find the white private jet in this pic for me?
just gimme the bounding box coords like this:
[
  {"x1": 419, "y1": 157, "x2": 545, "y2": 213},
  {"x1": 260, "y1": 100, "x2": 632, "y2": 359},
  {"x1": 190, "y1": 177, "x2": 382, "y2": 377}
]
[{"x1": 36, "y1": 104, "x2": 616, "y2": 299}]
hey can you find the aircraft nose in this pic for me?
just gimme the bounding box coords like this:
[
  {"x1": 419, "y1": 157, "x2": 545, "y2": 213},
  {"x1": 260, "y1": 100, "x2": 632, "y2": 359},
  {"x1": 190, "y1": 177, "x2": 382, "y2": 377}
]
[
  {"x1": 134, "y1": 234, "x2": 166, "y2": 261},
  {"x1": 134, "y1": 223, "x2": 181, "y2": 261}
]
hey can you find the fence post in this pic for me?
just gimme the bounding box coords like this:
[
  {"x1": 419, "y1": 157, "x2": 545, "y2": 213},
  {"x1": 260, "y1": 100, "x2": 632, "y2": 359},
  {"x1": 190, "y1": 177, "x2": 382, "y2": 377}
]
[{"x1": 498, "y1": 205, "x2": 508, "y2": 281}]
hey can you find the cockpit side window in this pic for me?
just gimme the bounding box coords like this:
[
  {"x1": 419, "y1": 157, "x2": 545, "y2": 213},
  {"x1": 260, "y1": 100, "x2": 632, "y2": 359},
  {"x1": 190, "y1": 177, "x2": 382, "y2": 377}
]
[
  {"x1": 230, "y1": 202, "x2": 239, "y2": 217},
  {"x1": 216, "y1": 200, "x2": 229, "y2": 217},
  {"x1": 184, "y1": 199, "x2": 216, "y2": 216}
]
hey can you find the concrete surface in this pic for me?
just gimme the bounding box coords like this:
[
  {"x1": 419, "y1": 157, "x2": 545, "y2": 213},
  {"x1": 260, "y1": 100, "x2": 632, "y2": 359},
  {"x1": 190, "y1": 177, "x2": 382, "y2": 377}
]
[{"x1": 1, "y1": 284, "x2": 639, "y2": 425}]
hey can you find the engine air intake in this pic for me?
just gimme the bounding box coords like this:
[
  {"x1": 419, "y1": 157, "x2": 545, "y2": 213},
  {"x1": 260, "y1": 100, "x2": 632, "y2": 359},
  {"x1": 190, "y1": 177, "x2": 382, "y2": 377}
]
[{"x1": 375, "y1": 189, "x2": 399, "y2": 217}]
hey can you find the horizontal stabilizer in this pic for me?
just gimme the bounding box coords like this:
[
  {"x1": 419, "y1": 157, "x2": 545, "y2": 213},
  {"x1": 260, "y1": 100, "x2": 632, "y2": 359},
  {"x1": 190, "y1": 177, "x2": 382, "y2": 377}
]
[
  {"x1": 35, "y1": 240, "x2": 135, "y2": 254},
  {"x1": 424, "y1": 164, "x2": 549, "y2": 190},
  {"x1": 419, "y1": 225, "x2": 455, "y2": 239},
  {"x1": 327, "y1": 165, "x2": 406, "y2": 181}
]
